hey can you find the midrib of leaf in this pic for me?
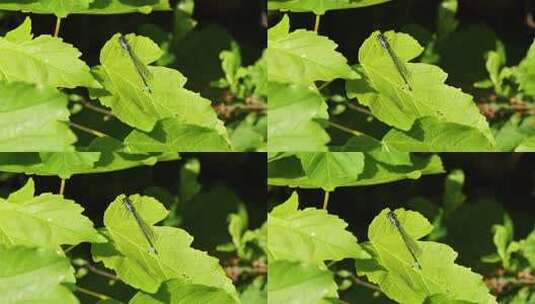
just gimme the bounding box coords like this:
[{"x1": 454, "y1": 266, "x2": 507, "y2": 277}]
[
  {"x1": 364, "y1": 64, "x2": 434, "y2": 118},
  {"x1": 373, "y1": 239, "x2": 438, "y2": 296},
  {"x1": 104, "y1": 66, "x2": 154, "y2": 112}
]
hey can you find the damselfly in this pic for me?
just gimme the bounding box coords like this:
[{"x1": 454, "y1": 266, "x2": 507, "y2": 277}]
[
  {"x1": 122, "y1": 197, "x2": 158, "y2": 254},
  {"x1": 377, "y1": 32, "x2": 412, "y2": 91},
  {"x1": 118, "y1": 34, "x2": 152, "y2": 93},
  {"x1": 387, "y1": 210, "x2": 421, "y2": 269}
]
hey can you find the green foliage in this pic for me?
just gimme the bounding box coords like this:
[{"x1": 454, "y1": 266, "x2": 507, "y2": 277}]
[
  {"x1": 0, "y1": 152, "x2": 179, "y2": 179},
  {"x1": 0, "y1": 1, "x2": 264, "y2": 152},
  {"x1": 267, "y1": 153, "x2": 535, "y2": 303},
  {"x1": 0, "y1": 178, "x2": 104, "y2": 249},
  {"x1": 0, "y1": 156, "x2": 266, "y2": 303},
  {"x1": 268, "y1": 0, "x2": 391, "y2": 15},
  {"x1": 267, "y1": 0, "x2": 535, "y2": 151},
  {"x1": 0, "y1": 18, "x2": 98, "y2": 88},
  {"x1": 0, "y1": 0, "x2": 170, "y2": 16},
  {"x1": 268, "y1": 152, "x2": 444, "y2": 189}
]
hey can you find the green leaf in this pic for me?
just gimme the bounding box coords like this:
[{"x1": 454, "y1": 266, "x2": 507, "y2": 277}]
[
  {"x1": 268, "y1": 82, "x2": 329, "y2": 151},
  {"x1": 517, "y1": 40, "x2": 535, "y2": 96},
  {"x1": 0, "y1": 152, "x2": 179, "y2": 178},
  {"x1": 124, "y1": 118, "x2": 231, "y2": 152},
  {"x1": 268, "y1": 192, "x2": 368, "y2": 263},
  {"x1": 129, "y1": 279, "x2": 238, "y2": 304},
  {"x1": 347, "y1": 31, "x2": 493, "y2": 142},
  {"x1": 383, "y1": 117, "x2": 496, "y2": 152},
  {"x1": 7, "y1": 177, "x2": 34, "y2": 203},
  {"x1": 0, "y1": 179, "x2": 104, "y2": 249},
  {"x1": 0, "y1": 17, "x2": 99, "y2": 88},
  {"x1": 268, "y1": 0, "x2": 391, "y2": 15},
  {"x1": 442, "y1": 169, "x2": 466, "y2": 215},
  {"x1": 268, "y1": 261, "x2": 337, "y2": 304},
  {"x1": 491, "y1": 214, "x2": 519, "y2": 270},
  {"x1": 515, "y1": 135, "x2": 535, "y2": 152},
  {"x1": 436, "y1": 0, "x2": 459, "y2": 38},
  {"x1": 40, "y1": 0, "x2": 93, "y2": 18},
  {"x1": 0, "y1": 0, "x2": 170, "y2": 15},
  {"x1": 267, "y1": 15, "x2": 358, "y2": 85},
  {"x1": 268, "y1": 153, "x2": 444, "y2": 188},
  {"x1": 519, "y1": 229, "x2": 535, "y2": 268},
  {"x1": 0, "y1": 82, "x2": 76, "y2": 152},
  {"x1": 92, "y1": 34, "x2": 228, "y2": 140},
  {"x1": 0, "y1": 246, "x2": 77, "y2": 304},
  {"x1": 494, "y1": 115, "x2": 535, "y2": 152},
  {"x1": 38, "y1": 152, "x2": 101, "y2": 179},
  {"x1": 91, "y1": 194, "x2": 238, "y2": 299},
  {"x1": 361, "y1": 208, "x2": 495, "y2": 304},
  {"x1": 296, "y1": 152, "x2": 365, "y2": 191}
]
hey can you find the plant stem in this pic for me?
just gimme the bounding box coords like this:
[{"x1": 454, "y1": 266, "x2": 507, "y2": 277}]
[
  {"x1": 59, "y1": 178, "x2": 66, "y2": 195},
  {"x1": 329, "y1": 121, "x2": 363, "y2": 136},
  {"x1": 69, "y1": 122, "x2": 107, "y2": 138},
  {"x1": 85, "y1": 263, "x2": 120, "y2": 281},
  {"x1": 350, "y1": 275, "x2": 382, "y2": 292},
  {"x1": 75, "y1": 286, "x2": 110, "y2": 301},
  {"x1": 314, "y1": 14, "x2": 321, "y2": 32},
  {"x1": 346, "y1": 103, "x2": 372, "y2": 116},
  {"x1": 75, "y1": 99, "x2": 114, "y2": 117},
  {"x1": 53, "y1": 17, "x2": 62, "y2": 37},
  {"x1": 322, "y1": 191, "x2": 330, "y2": 210},
  {"x1": 318, "y1": 80, "x2": 332, "y2": 91}
]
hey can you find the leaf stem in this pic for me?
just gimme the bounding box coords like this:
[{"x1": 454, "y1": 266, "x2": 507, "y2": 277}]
[
  {"x1": 322, "y1": 191, "x2": 330, "y2": 210},
  {"x1": 75, "y1": 286, "x2": 111, "y2": 301},
  {"x1": 314, "y1": 14, "x2": 321, "y2": 32},
  {"x1": 328, "y1": 121, "x2": 363, "y2": 136},
  {"x1": 59, "y1": 178, "x2": 66, "y2": 195},
  {"x1": 53, "y1": 17, "x2": 62, "y2": 37},
  {"x1": 69, "y1": 122, "x2": 107, "y2": 138}
]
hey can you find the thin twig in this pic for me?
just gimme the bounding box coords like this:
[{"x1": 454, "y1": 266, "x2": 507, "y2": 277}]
[
  {"x1": 53, "y1": 17, "x2": 62, "y2": 37},
  {"x1": 75, "y1": 99, "x2": 114, "y2": 117},
  {"x1": 322, "y1": 191, "x2": 330, "y2": 210},
  {"x1": 318, "y1": 80, "x2": 332, "y2": 91},
  {"x1": 69, "y1": 122, "x2": 107, "y2": 138},
  {"x1": 75, "y1": 286, "x2": 111, "y2": 301},
  {"x1": 346, "y1": 103, "x2": 373, "y2": 116},
  {"x1": 329, "y1": 121, "x2": 364, "y2": 136},
  {"x1": 85, "y1": 263, "x2": 120, "y2": 281},
  {"x1": 350, "y1": 275, "x2": 382, "y2": 292}
]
